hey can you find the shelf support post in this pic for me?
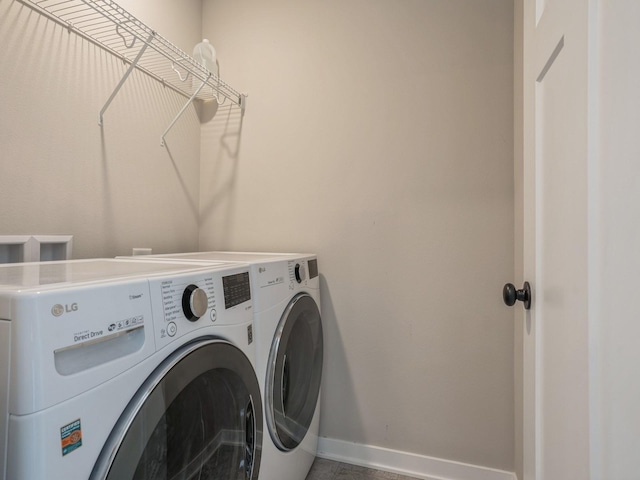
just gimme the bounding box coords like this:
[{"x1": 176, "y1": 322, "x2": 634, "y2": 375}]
[
  {"x1": 240, "y1": 94, "x2": 247, "y2": 116},
  {"x1": 160, "y1": 73, "x2": 210, "y2": 147},
  {"x1": 98, "y1": 31, "x2": 156, "y2": 126}
]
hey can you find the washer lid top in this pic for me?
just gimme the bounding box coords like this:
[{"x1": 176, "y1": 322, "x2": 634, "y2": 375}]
[
  {"x1": 125, "y1": 251, "x2": 312, "y2": 264},
  {"x1": 0, "y1": 258, "x2": 242, "y2": 291}
]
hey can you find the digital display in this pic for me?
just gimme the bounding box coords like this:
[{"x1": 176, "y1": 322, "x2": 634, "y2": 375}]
[
  {"x1": 308, "y1": 259, "x2": 318, "y2": 279},
  {"x1": 222, "y1": 272, "x2": 251, "y2": 309}
]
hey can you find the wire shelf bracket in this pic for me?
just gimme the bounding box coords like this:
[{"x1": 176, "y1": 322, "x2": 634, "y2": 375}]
[
  {"x1": 161, "y1": 74, "x2": 209, "y2": 147},
  {"x1": 99, "y1": 31, "x2": 155, "y2": 127},
  {"x1": 19, "y1": 0, "x2": 247, "y2": 145}
]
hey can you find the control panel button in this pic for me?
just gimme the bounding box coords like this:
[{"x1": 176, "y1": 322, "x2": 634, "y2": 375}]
[
  {"x1": 182, "y1": 284, "x2": 208, "y2": 321},
  {"x1": 167, "y1": 322, "x2": 177, "y2": 337},
  {"x1": 210, "y1": 309, "x2": 217, "y2": 322},
  {"x1": 294, "y1": 263, "x2": 306, "y2": 283}
]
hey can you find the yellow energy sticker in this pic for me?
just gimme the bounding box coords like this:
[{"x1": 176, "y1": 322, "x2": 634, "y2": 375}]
[{"x1": 60, "y1": 419, "x2": 82, "y2": 456}]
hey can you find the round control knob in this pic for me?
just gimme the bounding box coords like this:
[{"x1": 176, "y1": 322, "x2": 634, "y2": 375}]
[
  {"x1": 182, "y1": 284, "x2": 208, "y2": 321},
  {"x1": 294, "y1": 263, "x2": 306, "y2": 283}
]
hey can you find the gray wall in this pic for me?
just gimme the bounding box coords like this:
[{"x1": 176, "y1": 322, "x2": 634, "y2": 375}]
[
  {"x1": 0, "y1": 0, "x2": 203, "y2": 259},
  {"x1": 199, "y1": 0, "x2": 515, "y2": 471}
]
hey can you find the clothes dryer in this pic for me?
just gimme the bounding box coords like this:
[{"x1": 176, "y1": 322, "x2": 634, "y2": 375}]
[
  {"x1": 120, "y1": 252, "x2": 323, "y2": 480},
  {"x1": 0, "y1": 258, "x2": 262, "y2": 480}
]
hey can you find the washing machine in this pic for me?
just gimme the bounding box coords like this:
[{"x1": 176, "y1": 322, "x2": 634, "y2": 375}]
[
  {"x1": 0, "y1": 258, "x2": 263, "y2": 480},
  {"x1": 120, "y1": 252, "x2": 323, "y2": 480}
]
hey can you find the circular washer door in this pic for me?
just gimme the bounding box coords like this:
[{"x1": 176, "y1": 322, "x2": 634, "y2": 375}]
[
  {"x1": 266, "y1": 293, "x2": 323, "y2": 451},
  {"x1": 90, "y1": 339, "x2": 262, "y2": 480}
]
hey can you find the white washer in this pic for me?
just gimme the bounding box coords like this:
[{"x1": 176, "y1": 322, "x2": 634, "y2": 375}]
[
  {"x1": 120, "y1": 252, "x2": 323, "y2": 480},
  {"x1": 0, "y1": 258, "x2": 263, "y2": 480}
]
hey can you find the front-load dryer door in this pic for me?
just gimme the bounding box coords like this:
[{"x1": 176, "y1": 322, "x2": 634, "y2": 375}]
[
  {"x1": 266, "y1": 293, "x2": 323, "y2": 451},
  {"x1": 90, "y1": 339, "x2": 262, "y2": 480}
]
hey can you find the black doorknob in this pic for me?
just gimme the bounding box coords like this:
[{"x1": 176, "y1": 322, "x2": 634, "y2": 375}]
[{"x1": 503, "y1": 282, "x2": 531, "y2": 310}]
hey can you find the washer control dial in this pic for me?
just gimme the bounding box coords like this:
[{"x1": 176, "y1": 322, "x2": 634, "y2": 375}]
[
  {"x1": 182, "y1": 284, "x2": 208, "y2": 321},
  {"x1": 294, "y1": 263, "x2": 306, "y2": 283}
]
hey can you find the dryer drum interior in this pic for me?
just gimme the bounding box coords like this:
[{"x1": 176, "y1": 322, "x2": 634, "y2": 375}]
[
  {"x1": 267, "y1": 293, "x2": 323, "y2": 451},
  {"x1": 90, "y1": 339, "x2": 263, "y2": 480}
]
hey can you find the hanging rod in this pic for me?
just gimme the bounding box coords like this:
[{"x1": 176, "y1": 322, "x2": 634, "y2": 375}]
[{"x1": 19, "y1": 0, "x2": 247, "y2": 140}]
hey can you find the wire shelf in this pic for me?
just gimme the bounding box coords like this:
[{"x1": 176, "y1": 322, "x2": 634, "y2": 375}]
[
  {"x1": 21, "y1": 0, "x2": 246, "y2": 144},
  {"x1": 25, "y1": 0, "x2": 244, "y2": 105}
]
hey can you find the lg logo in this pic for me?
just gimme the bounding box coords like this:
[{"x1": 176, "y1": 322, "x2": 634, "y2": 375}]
[{"x1": 51, "y1": 303, "x2": 78, "y2": 317}]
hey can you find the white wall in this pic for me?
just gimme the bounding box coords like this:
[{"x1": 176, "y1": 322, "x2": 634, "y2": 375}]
[
  {"x1": 199, "y1": 0, "x2": 515, "y2": 472},
  {"x1": 0, "y1": 0, "x2": 203, "y2": 259}
]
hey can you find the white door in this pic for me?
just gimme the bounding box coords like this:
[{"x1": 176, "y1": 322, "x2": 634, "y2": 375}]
[{"x1": 521, "y1": 0, "x2": 595, "y2": 478}]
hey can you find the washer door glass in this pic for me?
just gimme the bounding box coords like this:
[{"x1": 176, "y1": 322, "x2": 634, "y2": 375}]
[
  {"x1": 91, "y1": 339, "x2": 262, "y2": 480},
  {"x1": 266, "y1": 293, "x2": 323, "y2": 451}
]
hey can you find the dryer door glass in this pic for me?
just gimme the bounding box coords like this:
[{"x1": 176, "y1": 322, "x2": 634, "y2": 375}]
[
  {"x1": 90, "y1": 340, "x2": 263, "y2": 480},
  {"x1": 266, "y1": 293, "x2": 323, "y2": 451}
]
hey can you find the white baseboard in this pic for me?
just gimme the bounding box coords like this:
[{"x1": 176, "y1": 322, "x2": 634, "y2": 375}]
[{"x1": 316, "y1": 437, "x2": 516, "y2": 480}]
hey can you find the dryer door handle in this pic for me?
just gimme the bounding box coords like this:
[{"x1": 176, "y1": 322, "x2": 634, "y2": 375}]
[{"x1": 281, "y1": 354, "x2": 289, "y2": 418}]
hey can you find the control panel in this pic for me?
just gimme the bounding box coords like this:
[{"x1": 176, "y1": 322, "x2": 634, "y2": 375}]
[
  {"x1": 289, "y1": 258, "x2": 319, "y2": 285},
  {"x1": 161, "y1": 274, "x2": 216, "y2": 328},
  {"x1": 150, "y1": 266, "x2": 253, "y2": 351}
]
